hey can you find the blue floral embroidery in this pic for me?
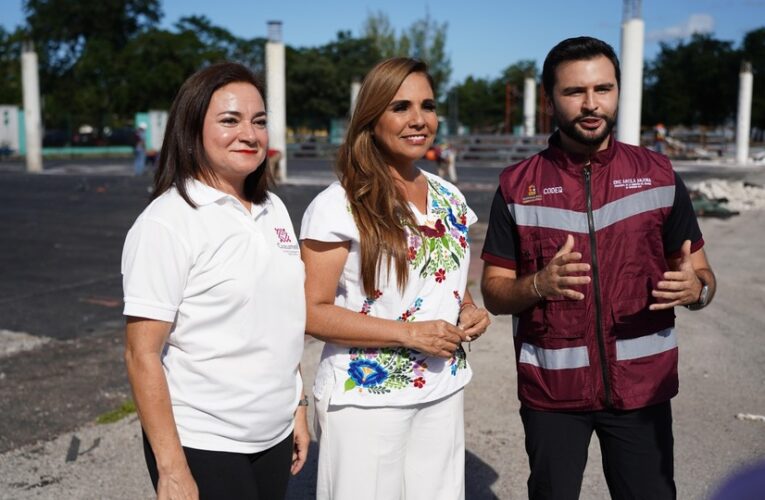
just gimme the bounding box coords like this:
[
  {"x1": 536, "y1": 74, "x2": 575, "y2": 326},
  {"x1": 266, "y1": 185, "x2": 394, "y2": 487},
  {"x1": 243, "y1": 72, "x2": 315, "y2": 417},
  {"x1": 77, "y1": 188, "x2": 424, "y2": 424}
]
[
  {"x1": 345, "y1": 298, "x2": 429, "y2": 394},
  {"x1": 348, "y1": 359, "x2": 389, "y2": 387},
  {"x1": 407, "y1": 178, "x2": 471, "y2": 280}
]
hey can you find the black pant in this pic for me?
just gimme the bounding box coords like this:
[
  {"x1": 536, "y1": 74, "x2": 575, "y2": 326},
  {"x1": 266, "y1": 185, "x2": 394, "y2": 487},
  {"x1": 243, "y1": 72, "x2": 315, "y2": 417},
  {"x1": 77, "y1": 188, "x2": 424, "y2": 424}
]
[
  {"x1": 143, "y1": 431, "x2": 293, "y2": 499},
  {"x1": 520, "y1": 402, "x2": 676, "y2": 500}
]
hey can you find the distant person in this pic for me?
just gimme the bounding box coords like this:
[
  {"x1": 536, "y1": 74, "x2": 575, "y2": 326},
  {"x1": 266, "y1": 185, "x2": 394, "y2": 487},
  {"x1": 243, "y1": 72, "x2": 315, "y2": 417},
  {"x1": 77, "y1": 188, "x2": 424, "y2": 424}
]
[
  {"x1": 654, "y1": 122, "x2": 667, "y2": 154},
  {"x1": 481, "y1": 37, "x2": 717, "y2": 499},
  {"x1": 134, "y1": 123, "x2": 147, "y2": 176},
  {"x1": 437, "y1": 141, "x2": 458, "y2": 183},
  {"x1": 122, "y1": 62, "x2": 309, "y2": 499},
  {"x1": 267, "y1": 148, "x2": 283, "y2": 182},
  {"x1": 300, "y1": 57, "x2": 490, "y2": 499}
]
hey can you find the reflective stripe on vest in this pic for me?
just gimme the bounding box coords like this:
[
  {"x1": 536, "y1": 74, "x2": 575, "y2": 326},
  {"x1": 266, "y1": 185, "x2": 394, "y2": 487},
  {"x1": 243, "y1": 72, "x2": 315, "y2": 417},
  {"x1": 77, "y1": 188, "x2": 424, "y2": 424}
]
[
  {"x1": 508, "y1": 185, "x2": 675, "y2": 232},
  {"x1": 519, "y1": 343, "x2": 590, "y2": 369},
  {"x1": 616, "y1": 328, "x2": 677, "y2": 361}
]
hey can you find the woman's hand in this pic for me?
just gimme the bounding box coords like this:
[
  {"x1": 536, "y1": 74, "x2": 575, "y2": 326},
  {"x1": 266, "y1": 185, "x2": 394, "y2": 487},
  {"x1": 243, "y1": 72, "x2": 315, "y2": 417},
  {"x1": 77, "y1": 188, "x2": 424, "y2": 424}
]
[
  {"x1": 291, "y1": 405, "x2": 310, "y2": 475},
  {"x1": 458, "y1": 303, "x2": 491, "y2": 342},
  {"x1": 125, "y1": 317, "x2": 197, "y2": 499},
  {"x1": 404, "y1": 320, "x2": 468, "y2": 358},
  {"x1": 157, "y1": 464, "x2": 198, "y2": 500}
]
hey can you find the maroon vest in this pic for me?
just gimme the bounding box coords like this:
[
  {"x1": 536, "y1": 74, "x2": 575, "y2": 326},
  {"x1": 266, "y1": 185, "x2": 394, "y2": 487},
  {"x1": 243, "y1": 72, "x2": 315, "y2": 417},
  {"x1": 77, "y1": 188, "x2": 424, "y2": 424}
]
[{"x1": 500, "y1": 136, "x2": 678, "y2": 411}]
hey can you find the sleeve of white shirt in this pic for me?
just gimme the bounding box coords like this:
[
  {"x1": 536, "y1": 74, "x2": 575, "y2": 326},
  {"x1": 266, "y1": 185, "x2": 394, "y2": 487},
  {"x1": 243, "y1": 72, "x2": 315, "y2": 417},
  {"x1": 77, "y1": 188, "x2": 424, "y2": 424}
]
[
  {"x1": 299, "y1": 183, "x2": 357, "y2": 242},
  {"x1": 121, "y1": 216, "x2": 192, "y2": 322}
]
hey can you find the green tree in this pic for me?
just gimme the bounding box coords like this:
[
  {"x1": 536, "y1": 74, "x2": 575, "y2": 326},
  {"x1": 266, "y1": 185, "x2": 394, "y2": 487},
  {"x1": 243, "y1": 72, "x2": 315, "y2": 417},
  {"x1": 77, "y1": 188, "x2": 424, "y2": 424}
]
[
  {"x1": 643, "y1": 34, "x2": 740, "y2": 127},
  {"x1": 362, "y1": 11, "x2": 451, "y2": 98},
  {"x1": 174, "y1": 16, "x2": 266, "y2": 73},
  {"x1": 24, "y1": 0, "x2": 161, "y2": 73},
  {"x1": 112, "y1": 29, "x2": 208, "y2": 116},
  {"x1": 449, "y1": 60, "x2": 537, "y2": 133},
  {"x1": 286, "y1": 31, "x2": 380, "y2": 130},
  {"x1": 23, "y1": 0, "x2": 163, "y2": 130},
  {"x1": 452, "y1": 76, "x2": 504, "y2": 132},
  {"x1": 500, "y1": 60, "x2": 537, "y2": 127},
  {"x1": 362, "y1": 11, "x2": 398, "y2": 58},
  {"x1": 0, "y1": 27, "x2": 24, "y2": 105}
]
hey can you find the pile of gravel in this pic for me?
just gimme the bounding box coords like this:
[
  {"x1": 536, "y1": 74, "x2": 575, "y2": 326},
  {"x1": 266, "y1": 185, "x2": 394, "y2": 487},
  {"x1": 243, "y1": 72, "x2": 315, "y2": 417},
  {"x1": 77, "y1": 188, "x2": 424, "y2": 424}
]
[{"x1": 691, "y1": 179, "x2": 765, "y2": 212}]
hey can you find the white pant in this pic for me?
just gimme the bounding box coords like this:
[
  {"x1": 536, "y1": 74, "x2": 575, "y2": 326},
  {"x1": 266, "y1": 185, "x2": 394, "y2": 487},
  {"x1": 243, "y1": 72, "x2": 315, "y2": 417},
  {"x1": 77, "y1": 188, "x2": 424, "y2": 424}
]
[{"x1": 315, "y1": 390, "x2": 465, "y2": 500}]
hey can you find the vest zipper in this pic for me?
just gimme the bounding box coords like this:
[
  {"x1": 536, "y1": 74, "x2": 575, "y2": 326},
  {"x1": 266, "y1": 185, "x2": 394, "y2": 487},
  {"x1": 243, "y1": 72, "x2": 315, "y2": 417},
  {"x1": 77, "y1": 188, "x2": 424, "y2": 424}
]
[{"x1": 583, "y1": 163, "x2": 613, "y2": 408}]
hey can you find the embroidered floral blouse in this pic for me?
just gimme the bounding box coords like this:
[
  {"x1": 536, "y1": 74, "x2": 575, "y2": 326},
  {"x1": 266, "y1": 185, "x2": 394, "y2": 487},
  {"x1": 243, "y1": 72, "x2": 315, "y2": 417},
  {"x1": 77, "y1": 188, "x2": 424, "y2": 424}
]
[{"x1": 300, "y1": 170, "x2": 477, "y2": 406}]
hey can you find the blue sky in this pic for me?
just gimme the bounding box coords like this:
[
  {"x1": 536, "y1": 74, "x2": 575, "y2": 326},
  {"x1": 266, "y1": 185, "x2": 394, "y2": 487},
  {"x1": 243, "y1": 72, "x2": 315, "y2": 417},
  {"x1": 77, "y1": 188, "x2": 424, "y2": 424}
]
[{"x1": 3, "y1": 0, "x2": 763, "y2": 85}]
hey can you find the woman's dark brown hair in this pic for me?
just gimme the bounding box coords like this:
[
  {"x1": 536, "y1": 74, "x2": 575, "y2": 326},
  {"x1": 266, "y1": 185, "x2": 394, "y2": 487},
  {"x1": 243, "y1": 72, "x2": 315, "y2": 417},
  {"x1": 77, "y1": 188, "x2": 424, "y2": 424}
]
[
  {"x1": 337, "y1": 57, "x2": 435, "y2": 296},
  {"x1": 152, "y1": 62, "x2": 272, "y2": 206}
]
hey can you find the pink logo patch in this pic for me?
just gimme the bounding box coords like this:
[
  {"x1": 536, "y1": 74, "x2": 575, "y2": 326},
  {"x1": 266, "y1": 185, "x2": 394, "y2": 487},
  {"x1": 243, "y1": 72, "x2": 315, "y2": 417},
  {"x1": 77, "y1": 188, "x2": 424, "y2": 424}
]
[{"x1": 274, "y1": 228, "x2": 292, "y2": 243}]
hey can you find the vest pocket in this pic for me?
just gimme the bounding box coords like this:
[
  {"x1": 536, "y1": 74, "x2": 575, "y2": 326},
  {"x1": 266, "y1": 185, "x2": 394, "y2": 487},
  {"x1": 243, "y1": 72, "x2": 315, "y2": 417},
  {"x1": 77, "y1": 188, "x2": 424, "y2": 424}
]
[
  {"x1": 518, "y1": 237, "x2": 588, "y2": 340},
  {"x1": 611, "y1": 292, "x2": 675, "y2": 339},
  {"x1": 542, "y1": 300, "x2": 587, "y2": 339},
  {"x1": 518, "y1": 359, "x2": 594, "y2": 407}
]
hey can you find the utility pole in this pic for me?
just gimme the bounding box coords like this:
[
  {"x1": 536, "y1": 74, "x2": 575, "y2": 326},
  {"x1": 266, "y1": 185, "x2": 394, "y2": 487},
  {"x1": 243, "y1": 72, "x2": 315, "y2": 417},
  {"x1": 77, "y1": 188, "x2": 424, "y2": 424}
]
[
  {"x1": 616, "y1": 0, "x2": 644, "y2": 146},
  {"x1": 736, "y1": 61, "x2": 753, "y2": 165},
  {"x1": 266, "y1": 21, "x2": 286, "y2": 181},
  {"x1": 21, "y1": 41, "x2": 42, "y2": 173},
  {"x1": 523, "y1": 76, "x2": 536, "y2": 137}
]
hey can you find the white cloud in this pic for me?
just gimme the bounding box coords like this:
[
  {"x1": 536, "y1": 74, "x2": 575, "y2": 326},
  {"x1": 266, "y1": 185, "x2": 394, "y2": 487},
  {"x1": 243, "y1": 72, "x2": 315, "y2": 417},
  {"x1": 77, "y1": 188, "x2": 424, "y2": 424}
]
[{"x1": 647, "y1": 14, "x2": 715, "y2": 42}]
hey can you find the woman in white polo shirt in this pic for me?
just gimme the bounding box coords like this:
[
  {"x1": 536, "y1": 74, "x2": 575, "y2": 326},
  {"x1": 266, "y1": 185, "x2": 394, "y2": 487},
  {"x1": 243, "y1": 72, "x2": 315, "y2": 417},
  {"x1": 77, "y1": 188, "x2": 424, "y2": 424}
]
[
  {"x1": 122, "y1": 62, "x2": 308, "y2": 499},
  {"x1": 300, "y1": 58, "x2": 491, "y2": 499}
]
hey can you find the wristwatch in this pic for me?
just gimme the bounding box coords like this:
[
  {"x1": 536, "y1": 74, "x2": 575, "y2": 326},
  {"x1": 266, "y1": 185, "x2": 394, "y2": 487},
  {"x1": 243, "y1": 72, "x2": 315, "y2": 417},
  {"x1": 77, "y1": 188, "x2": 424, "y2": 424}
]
[{"x1": 685, "y1": 281, "x2": 710, "y2": 311}]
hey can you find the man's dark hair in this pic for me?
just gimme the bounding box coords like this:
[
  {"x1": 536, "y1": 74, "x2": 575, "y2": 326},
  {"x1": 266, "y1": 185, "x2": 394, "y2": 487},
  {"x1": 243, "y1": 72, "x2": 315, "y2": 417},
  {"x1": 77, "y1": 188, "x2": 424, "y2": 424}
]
[
  {"x1": 152, "y1": 62, "x2": 271, "y2": 207},
  {"x1": 542, "y1": 36, "x2": 621, "y2": 97}
]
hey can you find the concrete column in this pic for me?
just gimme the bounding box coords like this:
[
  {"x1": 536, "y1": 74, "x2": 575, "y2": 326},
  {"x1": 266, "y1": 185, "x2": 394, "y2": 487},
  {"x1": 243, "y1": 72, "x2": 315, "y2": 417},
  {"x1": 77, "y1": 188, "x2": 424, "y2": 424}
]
[
  {"x1": 523, "y1": 77, "x2": 536, "y2": 137},
  {"x1": 350, "y1": 79, "x2": 361, "y2": 118},
  {"x1": 736, "y1": 61, "x2": 753, "y2": 165},
  {"x1": 617, "y1": 13, "x2": 645, "y2": 146},
  {"x1": 266, "y1": 21, "x2": 287, "y2": 181},
  {"x1": 21, "y1": 42, "x2": 43, "y2": 173}
]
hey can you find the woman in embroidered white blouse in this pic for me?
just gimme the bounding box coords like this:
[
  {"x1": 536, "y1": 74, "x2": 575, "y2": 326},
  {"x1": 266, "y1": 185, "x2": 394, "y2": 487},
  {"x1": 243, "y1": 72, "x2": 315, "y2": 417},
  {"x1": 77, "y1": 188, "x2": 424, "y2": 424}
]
[{"x1": 300, "y1": 58, "x2": 491, "y2": 500}]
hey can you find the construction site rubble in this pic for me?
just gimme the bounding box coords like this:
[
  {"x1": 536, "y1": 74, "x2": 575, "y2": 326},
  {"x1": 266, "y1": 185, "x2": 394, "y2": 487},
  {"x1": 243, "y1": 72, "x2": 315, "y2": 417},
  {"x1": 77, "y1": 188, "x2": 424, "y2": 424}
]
[{"x1": 688, "y1": 179, "x2": 765, "y2": 217}]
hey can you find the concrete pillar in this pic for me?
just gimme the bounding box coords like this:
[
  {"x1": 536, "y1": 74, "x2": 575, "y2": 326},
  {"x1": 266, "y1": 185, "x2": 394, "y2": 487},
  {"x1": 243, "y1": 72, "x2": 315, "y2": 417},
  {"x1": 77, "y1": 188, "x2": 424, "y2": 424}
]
[
  {"x1": 266, "y1": 21, "x2": 287, "y2": 181},
  {"x1": 350, "y1": 79, "x2": 361, "y2": 118},
  {"x1": 21, "y1": 42, "x2": 43, "y2": 173},
  {"x1": 736, "y1": 61, "x2": 753, "y2": 165},
  {"x1": 523, "y1": 77, "x2": 536, "y2": 137},
  {"x1": 148, "y1": 110, "x2": 168, "y2": 151},
  {"x1": 0, "y1": 106, "x2": 21, "y2": 154},
  {"x1": 617, "y1": 0, "x2": 644, "y2": 146}
]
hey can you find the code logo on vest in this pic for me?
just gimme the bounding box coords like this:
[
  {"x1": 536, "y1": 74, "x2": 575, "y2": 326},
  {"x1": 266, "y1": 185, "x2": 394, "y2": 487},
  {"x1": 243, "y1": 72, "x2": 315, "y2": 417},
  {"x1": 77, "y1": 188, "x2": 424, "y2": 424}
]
[
  {"x1": 522, "y1": 184, "x2": 543, "y2": 204},
  {"x1": 274, "y1": 228, "x2": 300, "y2": 255},
  {"x1": 542, "y1": 186, "x2": 563, "y2": 195}
]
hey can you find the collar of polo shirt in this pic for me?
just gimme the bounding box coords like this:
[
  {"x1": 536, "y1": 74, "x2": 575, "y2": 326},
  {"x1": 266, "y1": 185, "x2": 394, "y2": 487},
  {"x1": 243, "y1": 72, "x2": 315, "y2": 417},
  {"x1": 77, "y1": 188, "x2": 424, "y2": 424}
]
[{"x1": 183, "y1": 178, "x2": 272, "y2": 217}]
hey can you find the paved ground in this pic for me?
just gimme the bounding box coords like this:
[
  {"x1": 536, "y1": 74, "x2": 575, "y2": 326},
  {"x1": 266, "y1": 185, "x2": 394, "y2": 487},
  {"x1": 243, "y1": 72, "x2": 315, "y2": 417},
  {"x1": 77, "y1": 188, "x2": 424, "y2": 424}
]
[{"x1": 0, "y1": 157, "x2": 764, "y2": 499}]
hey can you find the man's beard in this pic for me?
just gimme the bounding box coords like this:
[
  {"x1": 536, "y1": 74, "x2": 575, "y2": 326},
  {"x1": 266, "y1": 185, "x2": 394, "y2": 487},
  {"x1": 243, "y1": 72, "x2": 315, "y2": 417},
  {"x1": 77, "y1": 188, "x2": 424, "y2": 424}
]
[{"x1": 554, "y1": 109, "x2": 616, "y2": 147}]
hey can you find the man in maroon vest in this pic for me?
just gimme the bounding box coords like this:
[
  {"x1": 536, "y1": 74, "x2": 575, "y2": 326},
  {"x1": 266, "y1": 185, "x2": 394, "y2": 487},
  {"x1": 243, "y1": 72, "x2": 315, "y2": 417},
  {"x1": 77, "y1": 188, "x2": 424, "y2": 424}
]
[{"x1": 481, "y1": 37, "x2": 716, "y2": 499}]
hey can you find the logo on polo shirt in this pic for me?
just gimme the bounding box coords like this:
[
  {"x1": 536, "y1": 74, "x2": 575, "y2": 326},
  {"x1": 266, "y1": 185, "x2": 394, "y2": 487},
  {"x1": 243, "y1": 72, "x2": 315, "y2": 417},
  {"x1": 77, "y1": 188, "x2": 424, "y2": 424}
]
[
  {"x1": 274, "y1": 227, "x2": 300, "y2": 255},
  {"x1": 522, "y1": 184, "x2": 543, "y2": 204}
]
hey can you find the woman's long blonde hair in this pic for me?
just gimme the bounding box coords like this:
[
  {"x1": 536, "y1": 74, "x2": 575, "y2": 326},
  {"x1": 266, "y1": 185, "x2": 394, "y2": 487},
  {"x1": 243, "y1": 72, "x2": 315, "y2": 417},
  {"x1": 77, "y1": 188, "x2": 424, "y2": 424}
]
[{"x1": 337, "y1": 57, "x2": 435, "y2": 296}]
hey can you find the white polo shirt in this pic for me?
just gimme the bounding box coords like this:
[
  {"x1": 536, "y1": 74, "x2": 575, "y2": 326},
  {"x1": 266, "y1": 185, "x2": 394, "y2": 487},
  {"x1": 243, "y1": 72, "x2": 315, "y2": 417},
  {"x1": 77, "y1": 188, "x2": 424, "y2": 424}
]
[{"x1": 122, "y1": 179, "x2": 305, "y2": 453}]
